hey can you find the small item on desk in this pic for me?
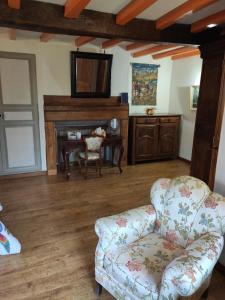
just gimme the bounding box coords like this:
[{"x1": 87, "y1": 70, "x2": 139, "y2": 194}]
[
  {"x1": 145, "y1": 107, "x2": 156, "y2": 116},
  {"x1": 67, "y1": 131, "x2": 77, "y2": 140},
  {"x1": 76, "y1": 131, "x2": 82, "y2": 140},
  {"x1": 92, "y1": 127, "x2": 106, "y2": 137}
]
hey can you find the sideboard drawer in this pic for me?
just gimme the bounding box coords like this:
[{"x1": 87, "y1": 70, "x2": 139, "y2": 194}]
[
  {"x1": 136, "y1": 117, "x2": 158, "y2": 124},
  {"x1": 160, "y1": 117, "x2": 179, "y2": 123}
]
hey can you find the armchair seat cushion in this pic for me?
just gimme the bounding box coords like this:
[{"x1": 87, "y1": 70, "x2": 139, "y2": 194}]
[
  {"x1": 103, "y1": 232, "x2": 185, "y2": 299},
  {"x1": 79, "y1": 151, "x2": 100, "y2": 160}
]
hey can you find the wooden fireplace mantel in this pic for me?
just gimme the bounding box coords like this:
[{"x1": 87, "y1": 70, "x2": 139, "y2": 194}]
[{"x1": 44, "y1": 95, "x2": 129, "y2": 175}]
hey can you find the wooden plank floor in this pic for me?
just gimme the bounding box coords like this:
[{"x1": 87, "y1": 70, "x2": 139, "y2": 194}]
[{"x1": 0, "y1": 160, "x2": 224, "y2": 299}]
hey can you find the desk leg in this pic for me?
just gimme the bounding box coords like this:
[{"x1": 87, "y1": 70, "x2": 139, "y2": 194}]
[
  {"x1": 118, "y1": 145, "x2": 124, "y2": 174},
  {"x1": 63, "y1": 150, "x2": 70, "y2": 180},
  {"x1": 112, "y1": 146, "x2": 115, "y2": 167}
]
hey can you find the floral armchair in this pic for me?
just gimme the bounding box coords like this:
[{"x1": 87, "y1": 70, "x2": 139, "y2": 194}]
[{"x1": 95, "y1": 176, "x2": 225, "y2": 300}]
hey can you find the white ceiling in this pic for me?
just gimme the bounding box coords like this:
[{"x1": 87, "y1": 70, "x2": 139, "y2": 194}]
[{"x1": 35, "y1": 0, "x2": 225, "y2": 23}]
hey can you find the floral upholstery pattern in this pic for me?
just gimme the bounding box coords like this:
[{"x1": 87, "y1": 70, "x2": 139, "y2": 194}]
[
  {"x1": 79, "y1": 151, "x2": 100, "y2": 160},
  {"x1": 85, "y1": 136, "x2": 103, "y2": 151},
  {"x1": 103, "y1": 233, "x2": 185, "y2": 299},
  {"x1": 95, "y1": 176, "x2": 225, "y2": 300}
]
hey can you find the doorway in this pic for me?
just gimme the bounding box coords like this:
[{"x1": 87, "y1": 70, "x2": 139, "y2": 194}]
[{"x1": 0, "y1": 52, "x2": 41, "y2": 175}]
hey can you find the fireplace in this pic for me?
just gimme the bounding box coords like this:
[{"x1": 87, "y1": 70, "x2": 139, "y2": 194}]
[{"x1": 44, "y1": 95, "x2": 129, "y2": 175}]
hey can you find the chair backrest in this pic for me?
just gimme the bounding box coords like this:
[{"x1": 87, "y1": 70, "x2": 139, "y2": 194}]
[
  {"x1": 85, "y1": 136, "x2": 103, "y2": 152},
  {"x1": 151, "y1": 176, "x2": 225, "y2": 247}
]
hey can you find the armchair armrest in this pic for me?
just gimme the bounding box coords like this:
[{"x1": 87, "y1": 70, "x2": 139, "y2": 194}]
[
  {"x1": 159, "y1": 232, "x2": 224, "y2": 299},
  {"x1": 95, "y1": 205, "x2": 156, "y2": 268}
]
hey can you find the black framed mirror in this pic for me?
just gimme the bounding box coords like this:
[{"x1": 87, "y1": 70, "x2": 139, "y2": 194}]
[{"x1": 71, "y1": 51, "x2": 113, "y2": 98}]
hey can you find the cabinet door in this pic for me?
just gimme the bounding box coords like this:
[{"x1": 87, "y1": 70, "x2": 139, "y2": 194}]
[
  {"x1": 158, "y1": 123, "x2": 179, "y2": 157},
  {"x1": 135, "y1": 124, "x2": 158, "y2": 160}
]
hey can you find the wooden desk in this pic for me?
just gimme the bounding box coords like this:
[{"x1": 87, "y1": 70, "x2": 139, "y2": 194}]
[{"x1": 59, "y1": 136, "x2": 124, "y2": 178}]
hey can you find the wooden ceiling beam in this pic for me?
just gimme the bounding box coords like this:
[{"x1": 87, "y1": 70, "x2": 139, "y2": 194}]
[
  {"x1": 156, "y1": 0, "x2": 217, "y2": 30},
  {"x1": 192, "y1": 0, "x2": 218, "y2": 12},
  {"x1": 64, "y1": 0, "x2": 91, "y2": 19},
  {"x1": 8, "y1": 0, "x2": 20, "y2": 9},
  {"x1": 9, "y1": 28, "x2": 16, "y2": 40},
  {"x1": 0, "y1": 0, "x2": 218, "y2": 45},
  {"x1": 152, "y1": 46, "x2": 196, "y2": 59},
  {"x1": 126, "y1": 42, "x2": 147, "y2": 51},
  {"x1": 116, "y1": 0, "x2": 157, "y2": 25},
  {"x1": 171, "y1": 49, "x2": 200, "y2": 60},
  {"x1": 75, "y1": 36, "x2": 95, "y2": 47},
  {"x1": 40, "y1": 33, "x2": 54, "y2": 43},
  {"x1": 102, "y1": 39, "x2": 122, "y2": 49},
  {"x1": 132, "y1": 45, "x2": 175, "y2": 58},
  {"x1": 191, "y1": 9, "x2": 225, "y2": 33}
]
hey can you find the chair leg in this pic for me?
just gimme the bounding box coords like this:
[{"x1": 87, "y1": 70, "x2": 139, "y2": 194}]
[
  {"x1": 95, "y1": 160, "x2": 98, "y2": 172},
  {"x1": 84, "y1": 160, "x2": 88, "y2": 179},
  {"x1": 99, "y1": 159, "x2": 102, "y2": 177},
  {"x1": 202, "y1": 288, "x2": 209, "y2": 299},
  {"x1": 78, "y1": 158, "x2": 82, "y2": 175},
  {"x1": 95, "y1": 282, "x2": 103, "y2": 297}
]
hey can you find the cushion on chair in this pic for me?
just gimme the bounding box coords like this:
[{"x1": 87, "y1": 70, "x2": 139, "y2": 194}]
[
  {"x1": 103, "y1": 232, "x2": 185, "y2": 299},
  {"x1": 79, "y1": 151, "x2": 100, "y2": 160}
]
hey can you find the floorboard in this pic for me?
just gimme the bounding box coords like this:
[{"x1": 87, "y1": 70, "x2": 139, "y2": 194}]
[{"x1": 0, "y1": 160, "x2": 224, "y2": 299}]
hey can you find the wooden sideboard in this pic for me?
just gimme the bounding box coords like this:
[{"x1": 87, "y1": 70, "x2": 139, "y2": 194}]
[{"x1": 128, "y1": 114, "x2": 181, "y2": 164}]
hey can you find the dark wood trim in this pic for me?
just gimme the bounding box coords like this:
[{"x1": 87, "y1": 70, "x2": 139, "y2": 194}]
[
  {"x1": 216, "y1": 262, "x2": 225, "y2": 277},
  {"x1": 0, "y1": 171, "x2": 47, "y2": 180},
  {"x1": 0, "y1": 0, "x2": 221, "y2": 45}
]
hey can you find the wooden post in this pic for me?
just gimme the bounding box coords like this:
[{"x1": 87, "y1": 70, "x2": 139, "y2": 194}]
[
  {"x1": 190, "y1": 39, "x2": 225, "y2": 189},
  {"x1": 45, "y1": 121, "x2": 57, "y2": 175}
]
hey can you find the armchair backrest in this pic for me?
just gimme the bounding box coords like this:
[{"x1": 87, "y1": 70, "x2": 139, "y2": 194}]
[
  {"x1": 151, "y1": 176, "x2": 225, "y2": 247},
  {"x1": 85, "y1": 136, "x2": 103, "y2": 152}
]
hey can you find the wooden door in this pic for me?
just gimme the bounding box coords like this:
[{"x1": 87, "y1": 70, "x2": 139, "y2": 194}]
[
  {"x1": 190, "y1": 40, "x2": 225, "y2": 189},
  {"x1": 135, "y1": 124, "x2": 158, "y2": 160},
  {"x1": 158, "y1": 123, "x2": 179, "y2": 158},
  {"x1": 0, "y1": 52, "x2": 41, "y2": 175}
]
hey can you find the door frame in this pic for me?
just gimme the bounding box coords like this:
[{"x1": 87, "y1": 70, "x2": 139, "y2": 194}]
[{"x1": 0, "y1": 51, "x2": 41, "y2": 175}]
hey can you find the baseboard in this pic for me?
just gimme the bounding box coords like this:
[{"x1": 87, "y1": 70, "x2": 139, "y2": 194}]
[
  {"x1": 0, "y1": 171, "x2": 47, "y2": 180},
  {"x1": 178, "y1": 157, "x2": 191, "y2": 164},
  {"x1": 216, "y1": 262, "x2": 225, "y2": 277}
]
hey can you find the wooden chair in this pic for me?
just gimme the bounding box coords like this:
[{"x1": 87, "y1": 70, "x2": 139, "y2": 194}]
[{"x1": 78, "y1": 136, "x2": 104, "y2": 179}]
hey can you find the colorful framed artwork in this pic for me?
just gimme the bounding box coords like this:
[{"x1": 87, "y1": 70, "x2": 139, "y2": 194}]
[
  {"x1": 132, "y1": 63, "x2": 159, "y2": 105},
  {"x1": 190, "y1": 85, "x2": 199, "y2": 111}
]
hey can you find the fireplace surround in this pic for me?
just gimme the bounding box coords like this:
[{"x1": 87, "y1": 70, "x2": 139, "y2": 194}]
[{"x1": 44, "y1": 95, "x2": 129, "y2": 175}]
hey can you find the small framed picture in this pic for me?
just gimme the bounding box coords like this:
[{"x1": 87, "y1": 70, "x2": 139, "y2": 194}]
[{"x1": 190, "y1": 85, "x2": 199, "y2": 111}]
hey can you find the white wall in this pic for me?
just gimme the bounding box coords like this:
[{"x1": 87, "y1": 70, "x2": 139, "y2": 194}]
[
  {"x1": 0, "y1": 35, "x2": 172, "y2": 171},
  {"x1": 169, "y1": 56, "x2": 202, "y2": 161},
  {"x1": 110, "y1": 47, "x2": 172, "y2": 114}
]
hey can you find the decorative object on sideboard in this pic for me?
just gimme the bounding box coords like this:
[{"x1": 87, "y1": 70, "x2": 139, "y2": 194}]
[
  {"x1": 145, "y1": 107, "x2": 156, "y2": 116},
  {"x1": 120, "y1": 93, "x2": 128, "y2": 104},
  {"x1": 131, "y1": 63, "x2": 160, "y2": 106},
  {"x1": 190, "y1": 85, "x2": 199, "y2": 111}
]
